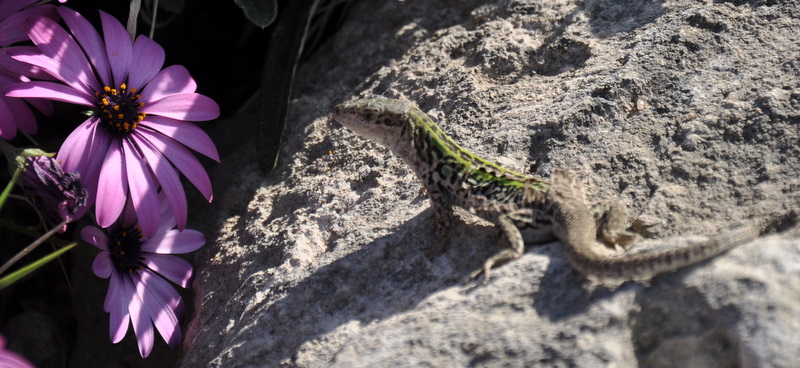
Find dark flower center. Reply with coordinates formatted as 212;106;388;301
95;83;146;134
109;224;146;272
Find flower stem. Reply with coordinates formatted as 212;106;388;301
127;0;141;40
0;241;76;290
0;166;22;213
0;218;69;276
150;0;159;39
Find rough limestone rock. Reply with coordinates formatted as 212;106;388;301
180;1;800;367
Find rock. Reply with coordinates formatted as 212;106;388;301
180;0;800;367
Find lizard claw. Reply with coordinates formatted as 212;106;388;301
463;264;492;285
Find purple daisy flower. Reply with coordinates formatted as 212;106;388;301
82;197;205;358
0;335;33;368
0;0;57;139
4;7;219;236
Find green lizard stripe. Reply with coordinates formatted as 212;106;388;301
409;104;549;197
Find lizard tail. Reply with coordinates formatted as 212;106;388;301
548;169;797;280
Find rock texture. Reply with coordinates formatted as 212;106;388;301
180;0;800;367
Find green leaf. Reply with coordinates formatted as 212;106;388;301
0;242;76;290
233;0;279;28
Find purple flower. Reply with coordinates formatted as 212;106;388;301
5;7;219;236
22;153;87;232
0;0;57;139
0;335;34;368
82;198;204;358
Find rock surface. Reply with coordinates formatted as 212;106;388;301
181;0;800;367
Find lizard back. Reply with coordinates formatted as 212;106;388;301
333;96;549;213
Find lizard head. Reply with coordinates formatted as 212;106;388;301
332;96;412;150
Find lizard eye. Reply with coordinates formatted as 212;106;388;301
363;112;375;121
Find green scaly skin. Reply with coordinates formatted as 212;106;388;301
333;96;774;282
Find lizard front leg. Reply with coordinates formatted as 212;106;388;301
464;214;525;284
424;184;455;256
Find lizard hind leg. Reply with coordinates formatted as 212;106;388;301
464;214;525;284
592;199;641;249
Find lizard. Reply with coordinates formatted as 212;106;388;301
332;95;787;282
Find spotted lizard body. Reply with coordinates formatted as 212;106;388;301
332;96;779;281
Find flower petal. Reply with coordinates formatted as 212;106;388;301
141;229;205;254
0;95;36;135
96;140;128;228
139;65;196;102
141;93;220;121
136;129;213;201
92;252;113;278
122;138;160;237
0;98;14;139
140;255;185;318
6;47;65;81
156;193;178;233
128;36;165;90
0;0;38;20
134;132;187;230
140;116;219;161
23;96;53;116
99;11;132;87
4;81;95;105
26;16;99;95
58;118;111;211
0;3;56;45
138;270;182;348
127;273;154;358
58;7;112;86
0;46;56;80
142;254;194;288
81;226;109;250
107;272;131;343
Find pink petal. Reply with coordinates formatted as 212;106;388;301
139;65;196;102
128;36;165;90
134;132;187;230
141;93;220;121
156;193;178;233
58;118;112;208
4;81;95;105
58;7;112;86
0;95;36;134
127;274;154;357
6;48;66;81
140;116;219;161
136;129;213;201
138;270;181;348
58;119;97;173
99;11;132;87
141;254;184;318
0;46;57;80
141;229;205;254
24;96;53;116
107;272;131;343
122;138;160;237
142;254;194;288
0;3;55;45
26;16;99;95
96;140;128;228
0;99;14;139
81;226;109;250
120;193;138;226
0;0;37;19
92;252;113;278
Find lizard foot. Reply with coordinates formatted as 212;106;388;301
463;248;521;284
